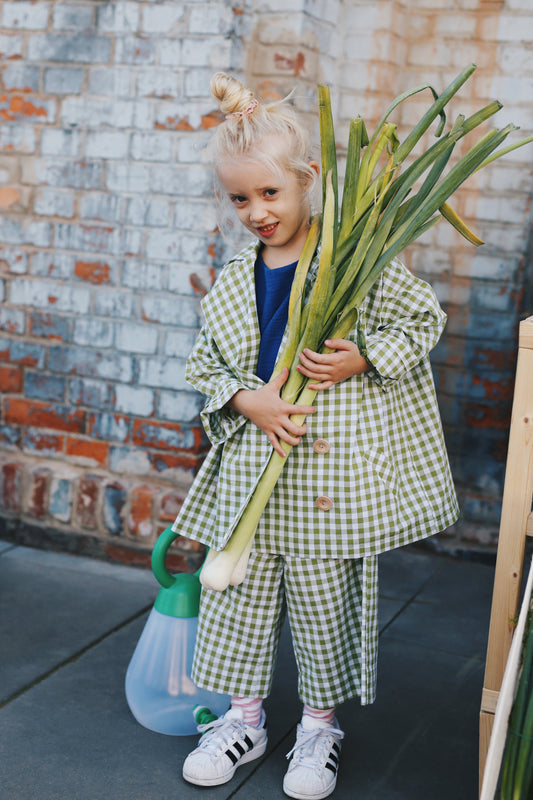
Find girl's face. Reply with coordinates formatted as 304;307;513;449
217;135;319;268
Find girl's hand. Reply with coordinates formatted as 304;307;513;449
229;367;316;457
297;338;370;390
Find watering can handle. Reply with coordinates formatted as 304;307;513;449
151;525;205;589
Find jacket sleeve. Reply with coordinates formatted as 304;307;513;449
359;259;446;390
185;323;259;445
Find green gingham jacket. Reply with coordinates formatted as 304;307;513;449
172;240;459;558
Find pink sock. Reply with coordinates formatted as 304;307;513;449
231;696;263;727
303;704;336;726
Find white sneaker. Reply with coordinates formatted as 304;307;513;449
283;715;344;800
182;706;268;787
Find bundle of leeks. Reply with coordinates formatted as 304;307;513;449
200;63;533;592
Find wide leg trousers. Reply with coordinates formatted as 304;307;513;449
192;552;379;708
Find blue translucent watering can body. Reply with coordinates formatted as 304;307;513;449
125;526;229;735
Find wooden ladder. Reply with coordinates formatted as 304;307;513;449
479;314;533;791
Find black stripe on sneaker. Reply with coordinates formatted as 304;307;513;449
233;742;246;757
325;760;338;774
243;735;253;750
329;752;339;767
225;748;239;765
332;742;340;756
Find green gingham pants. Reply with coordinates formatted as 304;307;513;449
192;551;379;708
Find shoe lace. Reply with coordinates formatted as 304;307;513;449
286;726;344;770
197;716;246;754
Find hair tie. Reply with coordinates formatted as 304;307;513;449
225;98;258;120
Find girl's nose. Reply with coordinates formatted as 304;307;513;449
249;201;267;224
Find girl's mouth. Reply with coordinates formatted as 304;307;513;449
257;222;279;238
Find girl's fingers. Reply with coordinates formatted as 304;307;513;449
307;380;333;391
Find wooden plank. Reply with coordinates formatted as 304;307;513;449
482;342;533;693
527;511;533;538
481;688;500;715
480;556;533;799
519;315;533;350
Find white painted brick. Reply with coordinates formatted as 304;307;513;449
115;384;155;416
158;39;182;67
34;188;75;218
89;68;132;98
168;263;215;295
44;67;84;95
121;260;167;290
141;4;185;33
163;328;199;357
150;164;211;196
0;247;28;274
2;64;40;92
94;288;134;319
145;231;181;261
136;69;180;99
189;5;233;35
53;4;93;31
181;37;232;68
106;163;150;194
434;13;477;38
61;97;134;128
0;32;23;58
30;251;71;280
97;2;140;33
41;129;82;157
180;234;208;264
74;318;114;347
0;126;36;154
86;131;130;160
10;278;90;313
137;356;189;390
114;35;156;65
184;68;214;98
125;197;171;227
0;218;51;247
176;131;211;163
28;33;111;64
141;295;199;327
2;1;50;30
116;322;158;353
174;199;217;232
130;132;172;162
158;390;203;423
80;193;122;223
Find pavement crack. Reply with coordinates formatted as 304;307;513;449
0;602;153;709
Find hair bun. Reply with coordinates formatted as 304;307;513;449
210;71;256;117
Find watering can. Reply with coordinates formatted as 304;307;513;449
125;526;229;735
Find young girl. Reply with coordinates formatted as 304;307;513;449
173;72;459;799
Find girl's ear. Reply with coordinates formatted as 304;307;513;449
308;160;320;180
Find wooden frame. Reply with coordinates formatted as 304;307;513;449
479;315;533;794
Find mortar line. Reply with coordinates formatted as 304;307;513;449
0;602;153;710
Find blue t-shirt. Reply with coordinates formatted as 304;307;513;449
254;252;297;382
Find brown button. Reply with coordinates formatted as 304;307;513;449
313;438;330;454
315;495;333;511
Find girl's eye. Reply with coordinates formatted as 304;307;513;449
265;189;277;197
230;195;247;205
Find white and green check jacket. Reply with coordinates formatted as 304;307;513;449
172;240;459;558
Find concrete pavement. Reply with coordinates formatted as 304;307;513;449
0;540;495;800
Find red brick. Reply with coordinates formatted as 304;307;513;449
27;467;50;518
129;484;159;538
4;398;85;433
0;364;22;392
159;492;183;521
74;260;111;284
24;430;64;454
76;475;101;529
1;461;23;512
66;436;109;466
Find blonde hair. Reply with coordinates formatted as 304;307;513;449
209;72;317;186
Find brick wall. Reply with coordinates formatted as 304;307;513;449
0;0;531;564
